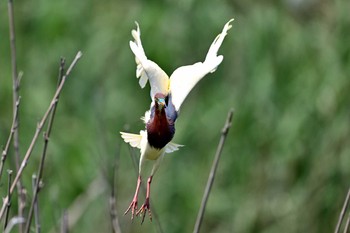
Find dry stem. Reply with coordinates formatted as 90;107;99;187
335;188;350;233
0;51;82;220
109;196;122;233
193;108;234;233
24;58;66;233
8;0;20;169
4;170;13;230
60;210;68;233
31;175;41;233
7;0;25;229
109;144;122;233
0;96;21;181
343;215;350;233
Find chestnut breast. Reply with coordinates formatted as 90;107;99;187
147;107;175;149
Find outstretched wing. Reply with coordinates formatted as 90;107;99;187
129;22;170;100
120;132;143;149
120;131;183;154
169;19;234;111
165;142;184;154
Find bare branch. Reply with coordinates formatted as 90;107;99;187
193;108;234;233
7;0;20;159
30;175;41;233
0;51;83;220
343;215;350;233
109;196;122;233
0;96;20;181
4;170;13;230
7;0;18;87
335;188;350;233
7;0;25;229
25;58;66;233
60;210;68;233
4;217;25;233
109;143;122;233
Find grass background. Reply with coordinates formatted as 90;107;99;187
1;0;350;232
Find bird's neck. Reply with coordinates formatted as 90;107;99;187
147;107;175;149
153;107;170;129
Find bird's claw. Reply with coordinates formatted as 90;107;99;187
124;199;138;220
136;198;152;224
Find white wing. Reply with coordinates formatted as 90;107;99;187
120;132;143;149
130;22;170;100
169;19;234;111
121;130;183;154
141;110;151;124
165;142;184;153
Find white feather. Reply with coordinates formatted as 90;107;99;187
120;132;142;149
129;22;170;99
124;19;233;177
165;142;184;153
120;131;183;156
169;18;234;111
141;110;151;124
129;19;233;107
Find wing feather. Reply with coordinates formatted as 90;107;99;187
129;22;170;99
121;131;183;154
165;142;184;153
120;132;143;149
169;19;234;111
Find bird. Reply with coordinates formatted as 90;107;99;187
121;18;234;223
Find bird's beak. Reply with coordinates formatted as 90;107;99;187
157;98;166;109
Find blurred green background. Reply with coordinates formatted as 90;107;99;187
1;0;350;232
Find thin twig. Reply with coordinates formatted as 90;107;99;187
193;109;234;233
25;58;66;233
343;215;350;233
31;175;41;233
4;170;13;230
109;195;122;233
4;217;25;233
110;143;122;233
0;51;83;220
7;0;18;100
7;0;25;230
95;104;122;233
335;188;350;233
60;210;68;233
127;147;163;233
0;96;20;181
8;0;20;167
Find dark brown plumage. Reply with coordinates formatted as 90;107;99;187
147;93;176;149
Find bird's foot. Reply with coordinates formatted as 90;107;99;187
125;176;142;220
124;198;138;220
136;198;152;224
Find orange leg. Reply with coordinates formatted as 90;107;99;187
136;176;153;223
124;175;141;219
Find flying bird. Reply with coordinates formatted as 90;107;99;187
121;18;234;223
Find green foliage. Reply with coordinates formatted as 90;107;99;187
1;0;350;232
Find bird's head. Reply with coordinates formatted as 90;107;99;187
154;93;166;111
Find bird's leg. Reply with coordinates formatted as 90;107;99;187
136;175;153;223
124;175;142;219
